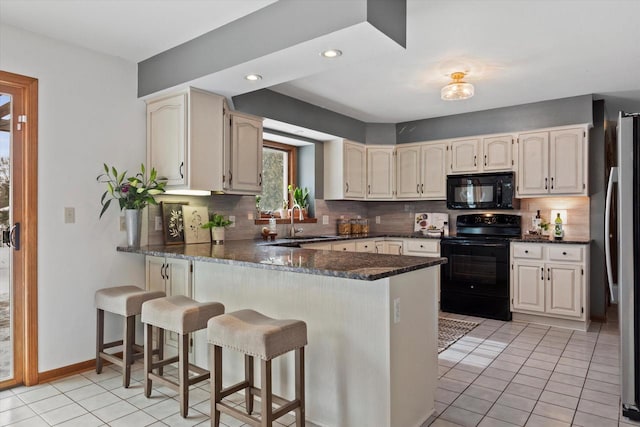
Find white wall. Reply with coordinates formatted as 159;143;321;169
0;25;146;372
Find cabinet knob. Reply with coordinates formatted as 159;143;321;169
525;250;529;253
420;245;424;248
562;251;567;255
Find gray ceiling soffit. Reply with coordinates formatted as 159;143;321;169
233;89;367;143
396;94;594;144
263;127;321;144
138;0;406;97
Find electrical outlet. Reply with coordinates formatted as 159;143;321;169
322;215;329;225
229;216;236;227
376;216;381;224
248;213;254;220
393;298;400;323
119;216;126;231
64;207;75;224
154;216;163;231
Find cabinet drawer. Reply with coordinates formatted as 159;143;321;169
512;243;543;260
355;240;376;253
404;239;439;255
547;245;582;262
332;242;357;252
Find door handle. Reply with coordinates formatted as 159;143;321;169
544;177;548;190
541;267;544;280
551;177;554;189
258;173;262;186
368;184;371;195
179;162;184;179
547;268;551;281
484;155;487;167
421;183;424;193
474;155;477;167
417;184;420;194
345;182;349;193
9;223;19;251
229;170;233;185
605;167;618;302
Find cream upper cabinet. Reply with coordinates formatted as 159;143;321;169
366;146;395;200
395;144;421;199
421;142;448;199
450;138;480;173
147;93;187;187
147;87;263;195
228;111;263;194
517;126;587;197
549;128;585;195
482;135;514;171
510;243;588;328
324;139;366;200
395;142;447;200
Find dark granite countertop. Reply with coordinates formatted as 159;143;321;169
261;232;443;247
118;240;447;281
511;237;591;245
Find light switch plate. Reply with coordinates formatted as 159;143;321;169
64;207;75;224
376;216;381;224
248;213;254;220
119;216;126;231
322;215;329;225
229;216;236;227
154;216;163;231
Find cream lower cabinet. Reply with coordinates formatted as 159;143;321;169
376;240;403;255
145;256;194;361
402;239;441;303
510;243;589;330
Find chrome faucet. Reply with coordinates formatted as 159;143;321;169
290;203;304;237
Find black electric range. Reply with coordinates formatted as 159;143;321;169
440;213;521;321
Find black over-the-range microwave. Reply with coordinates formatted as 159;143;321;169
446;172;517;209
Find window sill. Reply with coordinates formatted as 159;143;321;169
254;218;317;225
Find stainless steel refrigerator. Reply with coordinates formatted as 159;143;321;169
605;112;640;421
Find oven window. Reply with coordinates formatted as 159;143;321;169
448;254;497;285
453;184;494;204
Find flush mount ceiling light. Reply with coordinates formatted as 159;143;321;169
320;49;342;58
441;71;475;101
244;73;262;81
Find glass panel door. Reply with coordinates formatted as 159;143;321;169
0;93;11;381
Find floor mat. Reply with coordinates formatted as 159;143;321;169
438;317;479;353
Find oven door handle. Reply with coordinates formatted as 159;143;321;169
441;241;508;248
496;181;503;207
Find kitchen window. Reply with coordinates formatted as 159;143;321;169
261;140;297;213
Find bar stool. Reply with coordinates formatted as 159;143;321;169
94;285;165;387
141;295;225;417
207;309;307;427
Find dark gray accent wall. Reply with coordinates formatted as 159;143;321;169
234;89;367;142
297;145;317;215
365;123;397;144
367;0;407;48
396;95;594;143
589;99;606;320
138;0;405;97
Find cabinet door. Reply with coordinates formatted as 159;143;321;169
517;132;549;196
165;259;194;360
422;142;448;199
147;93;187;187
344;142;366;198
512;261;545;313
549;128;585;195
483;135;513;171
367;147;395;199
545;264;582;318
229;113;263;193
375;241;385;254
450;138;480;173
395;145;421;199
385;241;403;255
145;256;167;293
331;241;357;252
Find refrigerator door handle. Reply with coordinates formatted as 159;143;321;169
605;166;619;303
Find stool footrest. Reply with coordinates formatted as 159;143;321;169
188;371;210;386
99;352;124;367
272;398;301;420
217;402;259;427
151;355;179;369
249;386;290;407
103;339;124;350
220;380;250;399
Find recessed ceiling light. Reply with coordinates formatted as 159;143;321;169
244;74;262;81
320;49;342;58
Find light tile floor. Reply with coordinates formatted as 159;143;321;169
0;311;638;427
433;310;640;427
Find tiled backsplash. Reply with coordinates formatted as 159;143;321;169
147;195;590;244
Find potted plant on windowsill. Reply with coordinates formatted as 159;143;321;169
288;185;310;218
97;163;166;248
202;213;233;244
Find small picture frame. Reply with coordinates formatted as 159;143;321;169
161;202;188;245
181;206;210;244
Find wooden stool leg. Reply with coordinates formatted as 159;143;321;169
123;315;135;388
157;328;164;376
211;345;222;427
245;354;254;414
96;309;104;374
144;323;153;398
295;347;305;427
261;359;273;427
179;333;189;418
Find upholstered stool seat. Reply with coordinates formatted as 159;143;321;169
94;285;165;388
207;309;307;427
141;295;224;418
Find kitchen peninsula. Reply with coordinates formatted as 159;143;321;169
118;241;446;427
